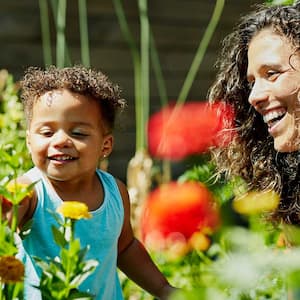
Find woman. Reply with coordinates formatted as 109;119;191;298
209;2;300;224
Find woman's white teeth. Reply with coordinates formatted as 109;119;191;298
263;109;286;125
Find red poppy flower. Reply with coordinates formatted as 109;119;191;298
141;181;220;247
147;101;235;160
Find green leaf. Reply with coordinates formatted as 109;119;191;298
51;226;67;248
68;289;95;300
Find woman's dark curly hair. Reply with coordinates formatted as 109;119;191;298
21;65;126;131
208;1;300;224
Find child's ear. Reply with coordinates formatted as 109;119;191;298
101;134;114;159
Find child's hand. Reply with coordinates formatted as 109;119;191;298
0;195;13;213
158;285;178;300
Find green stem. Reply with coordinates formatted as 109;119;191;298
78;0;90;67
138;0;150;150
150;31;168;107
176;0;225;105
50;0;72;66
70;219;75;244
3;283;9;300
56;0;67;67
39;0;53;66
113;0;143;151
162;160;171;183
11;282;22;299
10;205;18;239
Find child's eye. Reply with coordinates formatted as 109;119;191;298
39;129;53;137
71;130;89;137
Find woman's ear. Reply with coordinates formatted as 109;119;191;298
101;134;114;159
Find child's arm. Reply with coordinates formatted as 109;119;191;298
116;179;176;300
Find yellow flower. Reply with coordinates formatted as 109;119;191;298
188;232;211;252
233;190;280;215
57;201;92;220
0;256;25;283
6;181;34;197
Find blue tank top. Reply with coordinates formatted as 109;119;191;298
19;167;124;299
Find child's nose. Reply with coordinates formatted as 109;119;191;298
52;130;72;147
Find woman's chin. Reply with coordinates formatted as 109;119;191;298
274;138;300;153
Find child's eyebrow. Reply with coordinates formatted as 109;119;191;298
32;121;94;128
71;122;94;127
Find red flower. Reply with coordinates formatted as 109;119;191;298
0;195;12;213
141;181;220;247
147;101;235;160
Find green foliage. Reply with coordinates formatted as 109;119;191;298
122;158;300;299
178;161;235;205
265;0;295;5
34;215;98;300
0;220;18;257
123;224;300;300
0;69;32;179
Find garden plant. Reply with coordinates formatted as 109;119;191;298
1;0;300;299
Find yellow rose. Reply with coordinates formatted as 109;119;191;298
57;201;92;220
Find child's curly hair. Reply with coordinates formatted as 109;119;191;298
21;65;126;131
208;2;300;224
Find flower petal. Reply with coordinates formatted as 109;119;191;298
57;201;92;220
147;101;235;160
141;181;220;249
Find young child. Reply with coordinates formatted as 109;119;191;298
10;65;175;299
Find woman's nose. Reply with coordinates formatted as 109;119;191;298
248;80;269;109
52;130;72;147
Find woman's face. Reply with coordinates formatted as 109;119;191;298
247;28;300;152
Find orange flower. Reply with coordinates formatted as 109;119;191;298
141;181;220;248
57;201;91;220
0;256;25;283
147;101;235;160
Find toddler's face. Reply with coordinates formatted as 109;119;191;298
26;89;113;182
247;28;300;152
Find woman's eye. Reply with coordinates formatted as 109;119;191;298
247;80;254;90
266;70;280;80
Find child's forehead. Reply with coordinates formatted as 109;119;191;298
31;89;102;119
39;90;63;107
36;89;97;106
